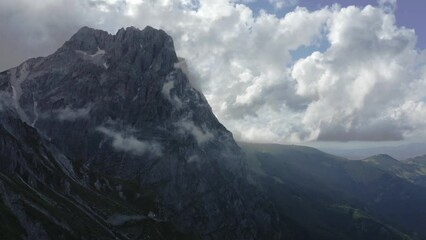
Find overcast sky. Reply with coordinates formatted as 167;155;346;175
1;0;426;148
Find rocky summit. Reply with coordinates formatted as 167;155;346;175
2;25;426;240
0;26;279;239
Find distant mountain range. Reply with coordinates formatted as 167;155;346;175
239;142;426;240
320;142;426;160
0;26;425;240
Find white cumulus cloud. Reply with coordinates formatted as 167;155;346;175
1;0;426;145
291;5;423;142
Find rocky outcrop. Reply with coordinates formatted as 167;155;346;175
0;26;279;239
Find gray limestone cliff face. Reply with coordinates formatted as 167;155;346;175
0;103;194;240
0;26;280;239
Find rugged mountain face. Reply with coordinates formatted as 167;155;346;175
7;25;425;240
0;26;279;239
0;101;194;239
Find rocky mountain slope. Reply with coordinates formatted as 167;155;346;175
1;25;424;240
0;26;279;239
0;102;194;239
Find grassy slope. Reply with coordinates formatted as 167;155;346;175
239;142;417;240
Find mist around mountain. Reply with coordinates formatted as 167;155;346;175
1;26;426;240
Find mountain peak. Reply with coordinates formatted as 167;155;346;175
59;25;176;61
61;26;110;53
364;154;401;166
0;26;278;239
53;25;178;75
369;154;397;161
76;25;104;34
116;25;155;34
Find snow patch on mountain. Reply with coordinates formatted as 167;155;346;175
10;63;30;123
76;47;106;67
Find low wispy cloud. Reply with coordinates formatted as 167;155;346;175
174;58;202;91
269;0;298;10
162;80;183;108
56;106;91;121
378;0;397;13
176;119;214;145
187;154;201;163
97;126;162;156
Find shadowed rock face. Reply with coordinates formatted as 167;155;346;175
0;102;196;240
0;26;279;239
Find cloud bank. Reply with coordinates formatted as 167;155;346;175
1;0;426;144
97;127;163;156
